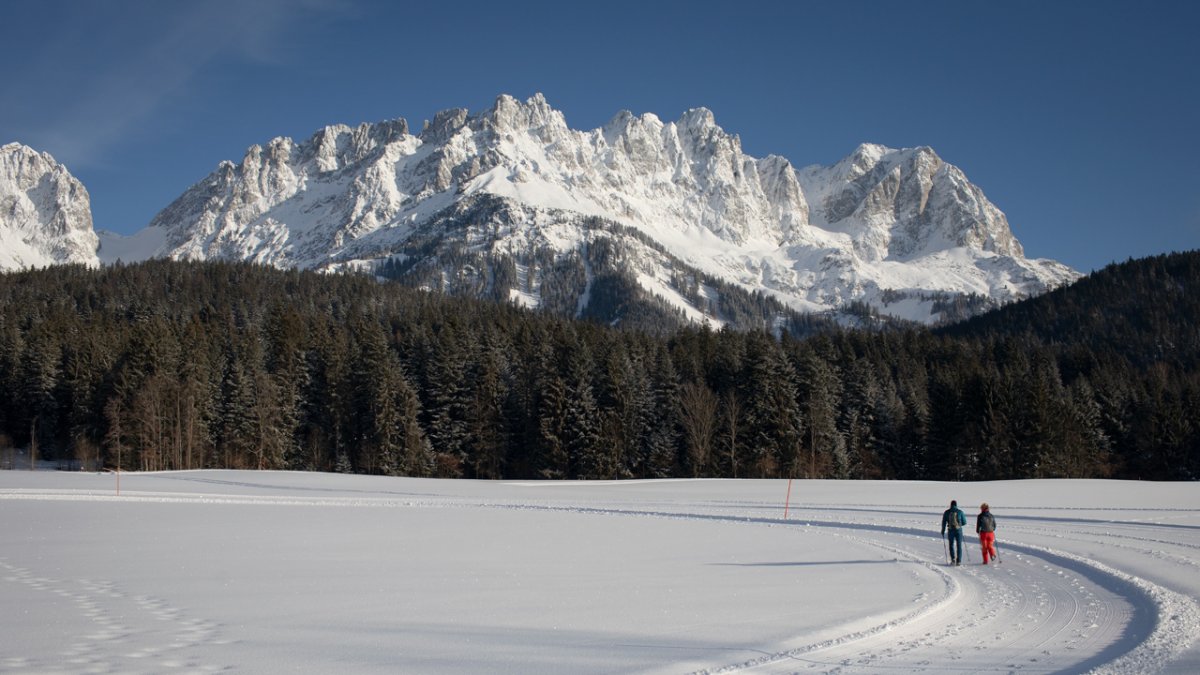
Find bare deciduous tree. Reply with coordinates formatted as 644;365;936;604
721;392;743;478
679;381;718;477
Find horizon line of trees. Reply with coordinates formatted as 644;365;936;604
0;257;1196;480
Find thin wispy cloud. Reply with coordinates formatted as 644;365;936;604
1;0;350;168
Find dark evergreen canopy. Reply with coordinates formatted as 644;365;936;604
1;253;1196;480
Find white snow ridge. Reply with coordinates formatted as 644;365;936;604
2;471;1198;673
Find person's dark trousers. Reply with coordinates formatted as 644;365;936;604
947;530;963;563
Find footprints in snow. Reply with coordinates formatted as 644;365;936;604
0;560;231;673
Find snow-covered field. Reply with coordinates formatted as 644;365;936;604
1;471;1197;674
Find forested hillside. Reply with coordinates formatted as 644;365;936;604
0;255;1196;480
941;252;1200;369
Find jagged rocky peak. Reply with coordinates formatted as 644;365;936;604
601;110;667;172
0;142;99;270
599;104;740;167
756;155;808;226
603;108;636;131
798;141;1026;260
484;93;568;137
674;107;743;165
420;107;469;143
307;118;411;171
602;108;665;137
85;93;1078;324
679;106;717;128
675;107;738;152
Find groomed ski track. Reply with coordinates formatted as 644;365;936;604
2;472;1198;674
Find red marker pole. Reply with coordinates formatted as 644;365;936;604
784;478;793;519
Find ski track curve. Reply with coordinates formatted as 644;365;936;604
486;502;1200;674
3;483;1197;674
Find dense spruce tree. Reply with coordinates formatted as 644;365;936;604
264;305;309;469
466;334;510;479
839;359;882;479
598;337;654;479
642;343;682;478
61;329;111;465
1014;352;1068;478
705;327;747;477
175;319;217;471
502;322;543;478
870;375;909;478
19;319;62;458
421;323;470;476
216;334;260;469
0;321;22;443
795;349;838;478
351;317;407;474
0;255;1196;480
926;367;970;481
563;334;608;479
739;332;805;477
301;320;349;471
535;345;571;480
1060;379;1112;478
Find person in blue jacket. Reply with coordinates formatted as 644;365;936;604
941;499;967;565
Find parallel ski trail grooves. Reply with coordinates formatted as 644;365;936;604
486;501;1195;674
3;476;1197;674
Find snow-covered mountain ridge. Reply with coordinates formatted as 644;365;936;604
5;94;1080;324
0;143;99;270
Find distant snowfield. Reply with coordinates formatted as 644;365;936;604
2;472;1198;674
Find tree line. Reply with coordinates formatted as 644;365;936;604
0;254;1196;480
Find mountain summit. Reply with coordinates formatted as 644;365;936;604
14;95;1079;324
0;143;99;269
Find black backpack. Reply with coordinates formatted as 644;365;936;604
979;512;996;532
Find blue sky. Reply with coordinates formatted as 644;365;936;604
3;0;1197;273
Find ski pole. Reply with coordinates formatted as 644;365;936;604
944;535;950;564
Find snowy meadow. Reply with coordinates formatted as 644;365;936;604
2;471;1198;674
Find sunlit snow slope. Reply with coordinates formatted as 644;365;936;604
98;95;1079;323
2;471;1197;674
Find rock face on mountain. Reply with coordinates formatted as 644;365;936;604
0;143;99;270
98;94;1076;325
9;95;1077;325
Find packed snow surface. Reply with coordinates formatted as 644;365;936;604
2;471;1198;674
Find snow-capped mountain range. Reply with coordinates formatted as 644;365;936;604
3;94;1079;325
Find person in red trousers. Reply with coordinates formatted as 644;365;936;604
977;503;999;564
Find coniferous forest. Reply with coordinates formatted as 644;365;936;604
1;252;1197;480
